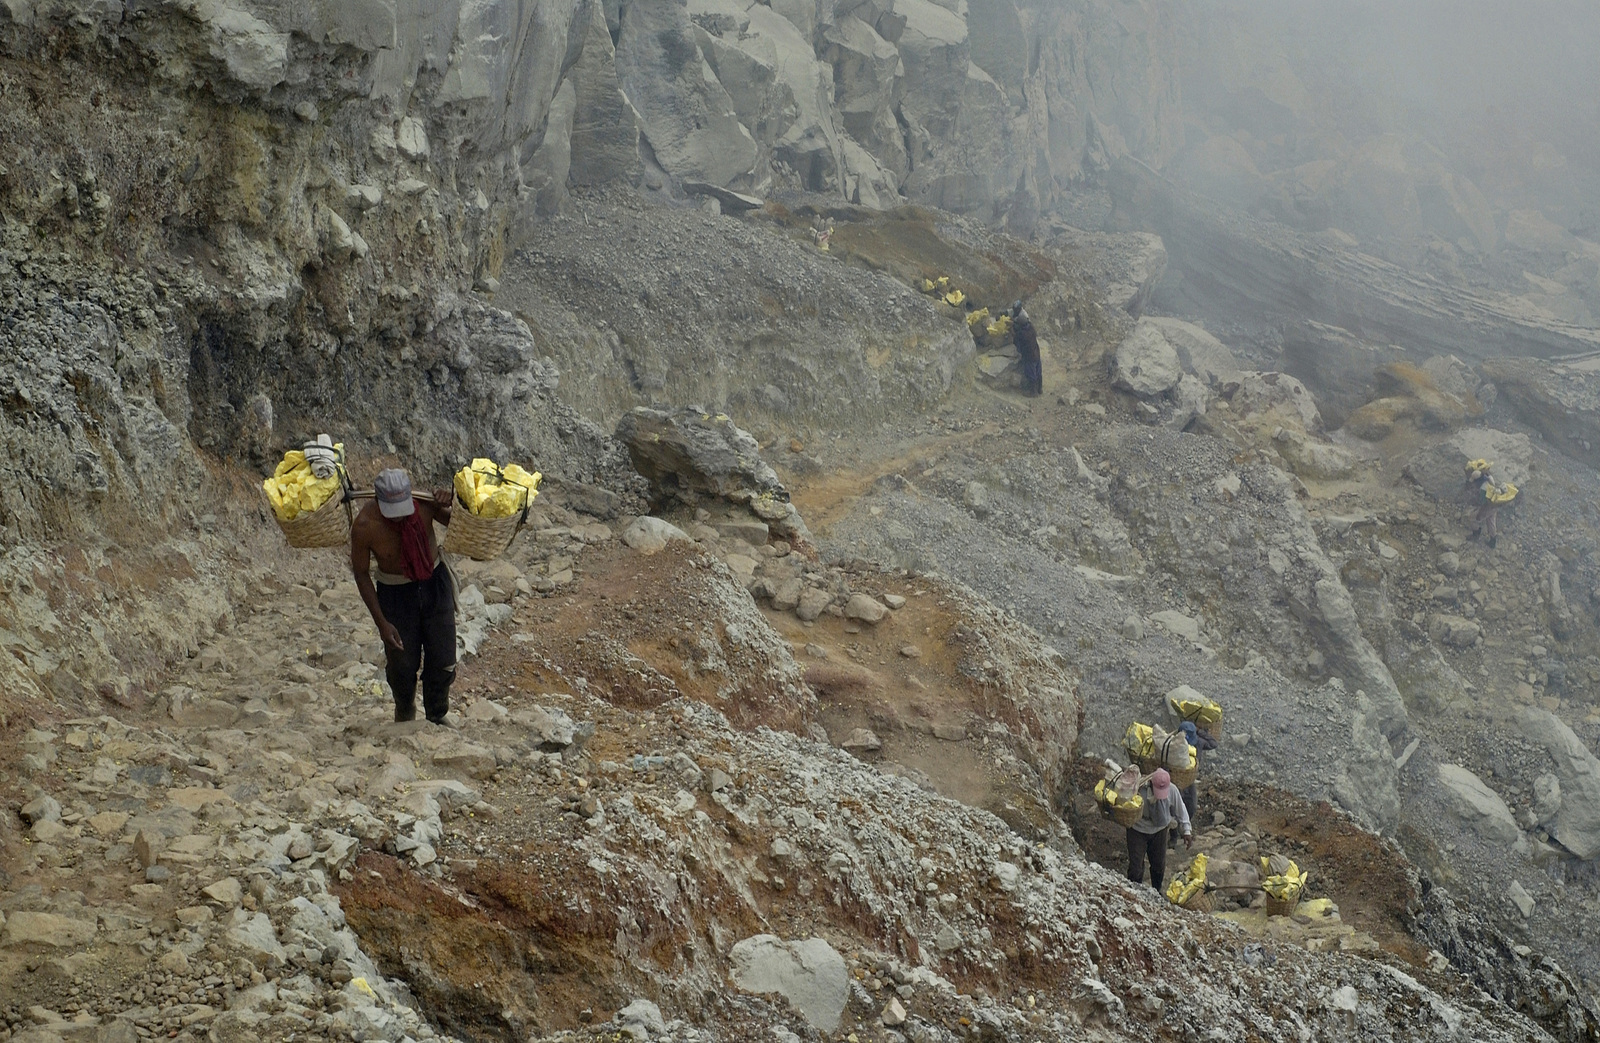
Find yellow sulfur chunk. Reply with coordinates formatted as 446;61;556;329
274;451;307;479
986;314;1012;339
1166;853;1209;905
453;459;543;516
263;446;342;522
942;289;966;307
1169;693;1224;724
966;307;990;328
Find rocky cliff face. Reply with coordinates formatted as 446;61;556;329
0;1;651;713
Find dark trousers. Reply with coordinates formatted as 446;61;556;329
1018;345;1042;396
376;568;456;722
1127;827;1169;890
1181;782;1198;823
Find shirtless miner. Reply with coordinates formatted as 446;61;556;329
352;468;457;723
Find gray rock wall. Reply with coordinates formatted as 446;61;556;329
0;0;1179;228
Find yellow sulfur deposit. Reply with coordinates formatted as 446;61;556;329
966;307;990;328
1465;458;1492;475
942;289;966;307
986;314;1012;340
263;448;344;522
1166;853;1209;906
454;458;542;518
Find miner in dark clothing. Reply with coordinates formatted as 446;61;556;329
352;468;457;723
1012;301;1042;397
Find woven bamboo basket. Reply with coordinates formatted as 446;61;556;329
1264;889;1301;917
267;487;353;548
443;494;530;561
1198;717;1223;743
1181;891;1215;913
1108;801;1142;828
1166;761;1198;789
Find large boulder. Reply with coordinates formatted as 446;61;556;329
694;0;843;191
824;16;907;184
1228;371;1321;431
730;935;848;1031
567;0;641;187
615;407;787;507
1279;322;1408;428
1435;764;1520;846
1480;356;1600;473
616;0;760;187
1517;709;1600;859
1112;320;1182;396
1142;317;1242;387
1402;428;1532;504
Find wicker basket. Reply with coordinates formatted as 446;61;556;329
442;497;529;561
1167;761;1198;789
1108;802;1142;828
1181;891;1215;914
1198;718;1223;743
1264;890;1301;917
266;486;353;549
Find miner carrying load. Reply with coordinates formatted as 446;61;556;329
352;468;458;724
1464;458;1517;549
1126;768;1192;892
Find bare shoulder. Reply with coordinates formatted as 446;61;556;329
351;502;380;541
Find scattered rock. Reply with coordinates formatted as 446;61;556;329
729;935;848;1032
616;998;666;1040
622;516;691;554
226;912;287;967
796;587;833;622
1151;610;1200;643
1436;764;1521;845
1508;881;1535;918
1112;321;1182;396
840;728;882;753
843;594;888;624
203;878;243;908
19;795;61;825
615;407;788;508
1517;709;1600;859
1;912;95;949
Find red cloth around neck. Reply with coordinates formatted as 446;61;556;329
385;511;435;582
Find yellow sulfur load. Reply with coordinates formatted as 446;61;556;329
942;289;966;307
1166;853;1209;906
1123;722;1155;761
1486;480;1518;505
966;307;991;329
986;314;1012;340
1094;779;1144;815
921;278;937;294
263;448;344;522
1260;856;1308;901
1169;692;1223;725
1465;458;1493;475
453;458;542;518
